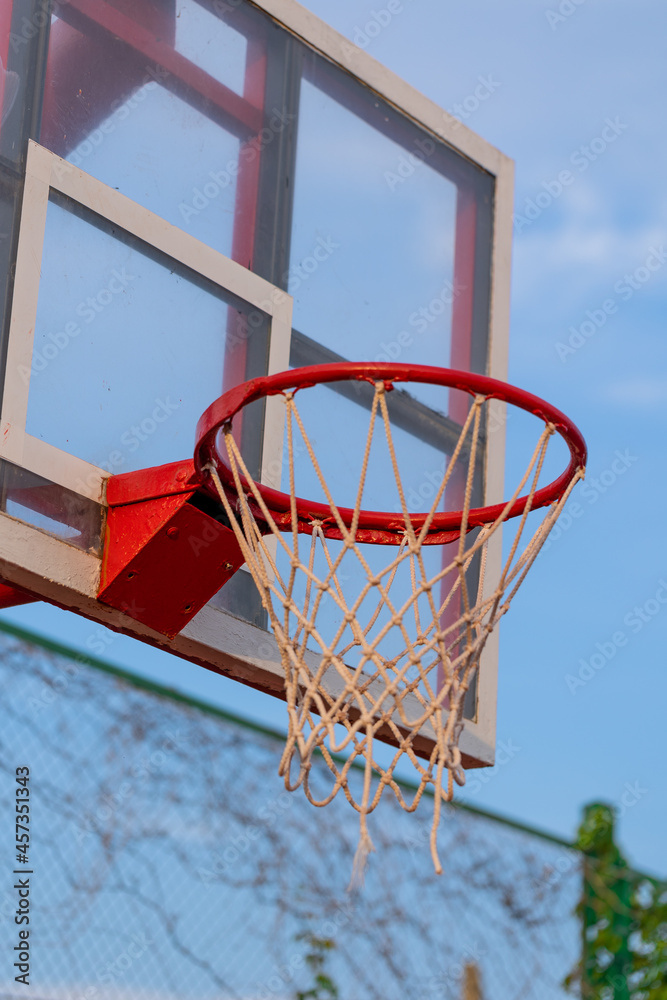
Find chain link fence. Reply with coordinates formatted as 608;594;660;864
0;625;586;999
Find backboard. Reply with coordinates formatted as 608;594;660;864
0;0;513;769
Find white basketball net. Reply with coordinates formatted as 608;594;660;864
205;381;583;876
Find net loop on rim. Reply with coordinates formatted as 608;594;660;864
196;364;586;877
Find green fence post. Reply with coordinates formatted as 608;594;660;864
578;802;633;1000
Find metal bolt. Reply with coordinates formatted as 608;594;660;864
167;527;180;539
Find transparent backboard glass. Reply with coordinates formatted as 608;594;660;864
40;10;252;259
290;77;459;415
174;0;248;93
0;460;102;552
26;193;270;477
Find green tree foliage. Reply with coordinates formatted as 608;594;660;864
565;803;667;1000
295;933;339;1000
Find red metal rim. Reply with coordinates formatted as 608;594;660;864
195;363;587;544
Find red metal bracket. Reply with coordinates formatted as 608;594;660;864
0;583;39;610
99;460;246;638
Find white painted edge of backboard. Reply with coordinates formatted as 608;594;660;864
473;156;514;754
250;0;512;179
0;141;294;503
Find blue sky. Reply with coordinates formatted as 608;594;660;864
5;0;667;877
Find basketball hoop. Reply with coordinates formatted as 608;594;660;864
195;363;586;876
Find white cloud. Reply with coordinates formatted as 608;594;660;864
600;377;667;408
512;209;667;308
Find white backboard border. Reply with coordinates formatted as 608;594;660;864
0;140;293;503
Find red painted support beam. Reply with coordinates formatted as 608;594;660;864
44;0;261;157
0;583;39;609
0;0;18;147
